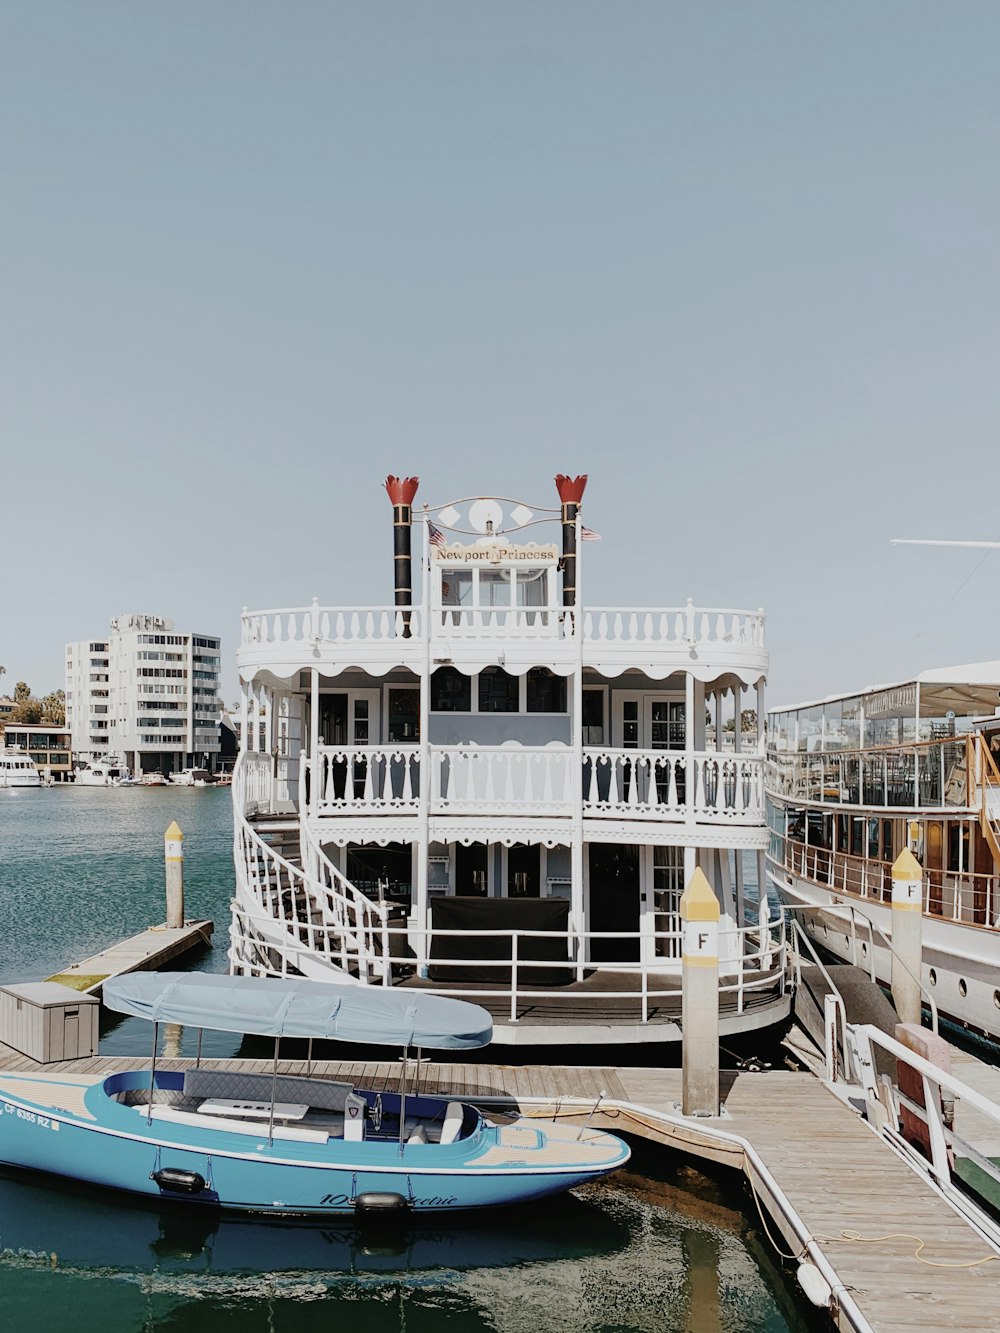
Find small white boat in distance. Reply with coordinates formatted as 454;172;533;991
0;748;41;788
171;768;216;787
139;773;170;787
75;758;130;786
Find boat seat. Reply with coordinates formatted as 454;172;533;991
407;1124;429;1145
440;1101;465;1145
183;1069;353;1113
133;1102;329;1144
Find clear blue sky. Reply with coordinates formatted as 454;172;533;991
3;2;999;708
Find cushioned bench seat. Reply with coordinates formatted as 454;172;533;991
133;1102;329;1144
183;1068;354;1112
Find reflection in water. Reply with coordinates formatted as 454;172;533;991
0;1156;822;1333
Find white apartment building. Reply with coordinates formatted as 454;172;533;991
66;614;222;775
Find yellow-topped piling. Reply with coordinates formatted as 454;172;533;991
165;821;185;928
891;847;924;1024
681;867;720;1117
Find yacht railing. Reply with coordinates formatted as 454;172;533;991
306;743;765;823
768;736;974;811
229;913;788;1025
775;833;1000;928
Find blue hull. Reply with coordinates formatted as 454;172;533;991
0;1070;629;1215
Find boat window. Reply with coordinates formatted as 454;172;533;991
479;667;518;713
441;570;473;607
515;568;547;607
430;667;471;713
526;667;566;714
479;570;511;608
387;688;419;742
582;689;605;744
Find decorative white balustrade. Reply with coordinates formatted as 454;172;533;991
306;744;764;824
242;751;274;813
241;603;422;648
582;604;765;647
312;745;421;813
432;746;575;814
240;598;765;651
582;750;763;822
435;607;569;638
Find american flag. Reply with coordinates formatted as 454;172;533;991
427;521;446;548
581;526;601;541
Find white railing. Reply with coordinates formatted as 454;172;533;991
231;913;788;1025
435;607;569;638
583;603;765;647
240;599;765;651
312;744;421;814
432;746;575;814
241;751;274;814
306;744;765;824
835;1020;1000;1244
241;602;422;647
583;749;764;823
299;816;391;983
231;753;386;982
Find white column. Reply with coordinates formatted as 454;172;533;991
415;511;432;972
571;508;585;961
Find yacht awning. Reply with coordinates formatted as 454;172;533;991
103;972;493;1049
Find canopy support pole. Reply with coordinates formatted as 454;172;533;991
267;1037;280;1146
398;1045;408;1158
146;1022;159;1126
307;1037;313;1074
195;1028;203;1069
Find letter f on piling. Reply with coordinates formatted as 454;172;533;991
681;868;721;1118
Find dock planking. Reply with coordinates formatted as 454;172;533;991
0;1037;997;1331
43;919;214;994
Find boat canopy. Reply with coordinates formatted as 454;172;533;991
103;973;493;1050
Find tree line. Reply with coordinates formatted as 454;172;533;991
0;667;66;727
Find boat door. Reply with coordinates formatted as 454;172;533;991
317;690;380;799
587;843;640;962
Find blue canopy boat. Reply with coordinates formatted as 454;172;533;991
0;974;629;1215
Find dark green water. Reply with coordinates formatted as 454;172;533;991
0;788;824;1332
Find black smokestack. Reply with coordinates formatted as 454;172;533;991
384;475;419;634
555;473;588;607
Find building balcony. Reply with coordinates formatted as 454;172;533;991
297;743;764;828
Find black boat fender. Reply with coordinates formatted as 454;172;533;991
152;1167;208;1195
354;1191;409;1214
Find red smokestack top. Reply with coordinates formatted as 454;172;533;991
555;474;587;504
385;475;419;506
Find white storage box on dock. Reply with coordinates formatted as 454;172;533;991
0;982;99;1062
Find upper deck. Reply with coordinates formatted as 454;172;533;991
238;598;767;685
767;661;1000;813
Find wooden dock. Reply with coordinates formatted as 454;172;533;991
43;919;214;993
0;1037;997;1332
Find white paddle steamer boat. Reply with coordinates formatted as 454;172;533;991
229;475;791;1046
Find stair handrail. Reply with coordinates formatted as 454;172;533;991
232;751;361;977
299;814;391;984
